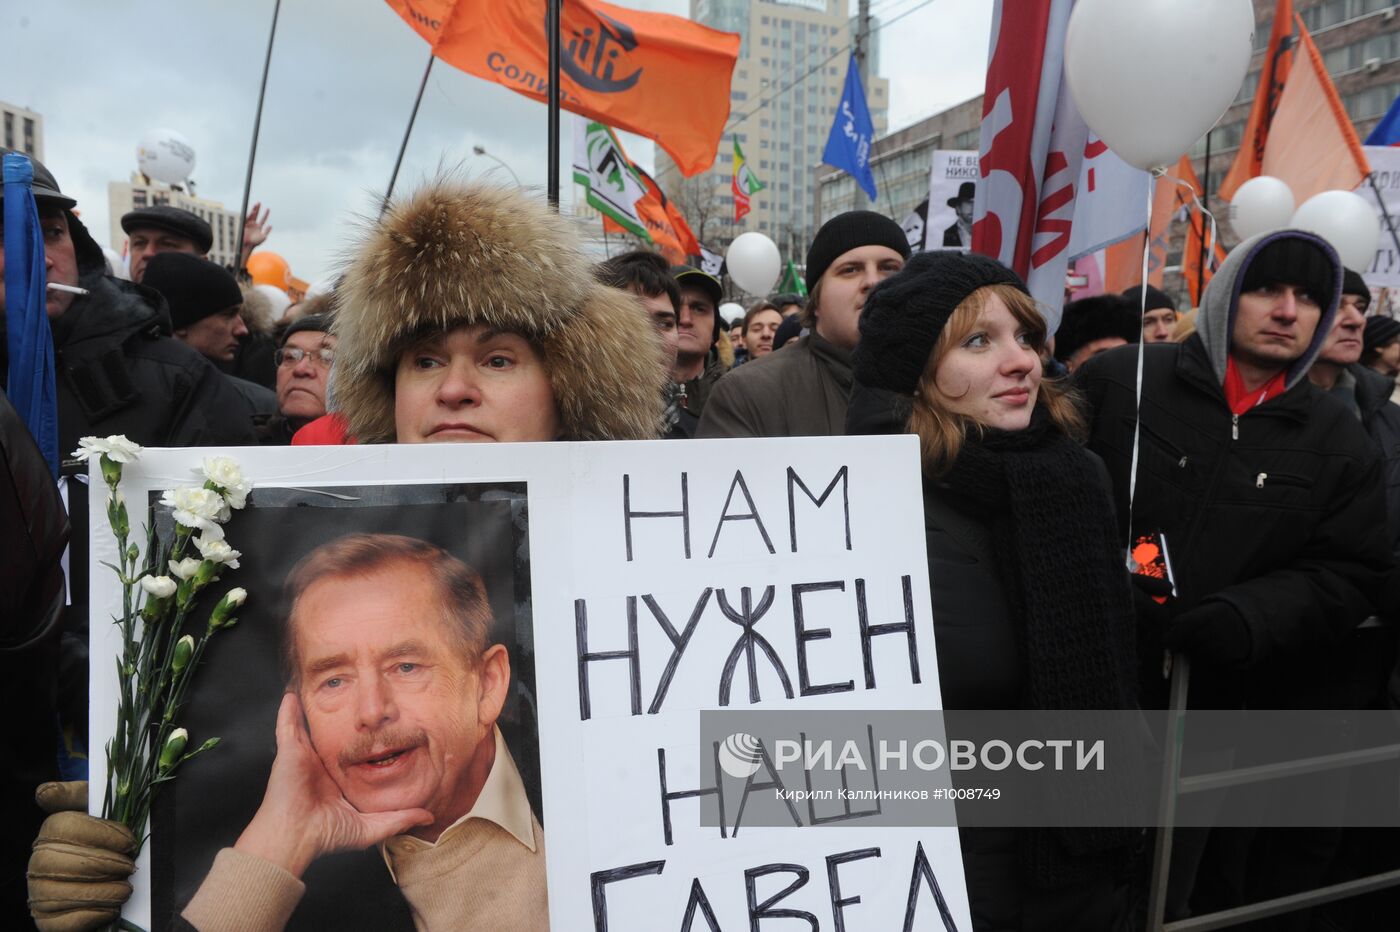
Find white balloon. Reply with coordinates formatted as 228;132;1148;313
254;283;292;321
137;128;196;185
718;302;746;326
1289;190;1382;272
1065;0;1254;171
725;232;782;295
1231;176;1296;240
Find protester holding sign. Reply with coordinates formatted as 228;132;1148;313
848;250;1140;929
330;179;670;445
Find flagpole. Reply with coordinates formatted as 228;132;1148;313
235;0;282;269
384;53;435;214
1196;129;1212;302
546;0;563;207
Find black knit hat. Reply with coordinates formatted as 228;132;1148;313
1240;237;1336;312
1122;284;1175;313
805;210;911;292
1342;268;1371;312
143;251;242;329
773;313;803;351
853;250;1029;395
121;205;213;254
1364;315;1400;354
1054;294;1141;363
280;312;333;346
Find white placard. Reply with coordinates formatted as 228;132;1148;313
928;150;980;251
90;439;968;930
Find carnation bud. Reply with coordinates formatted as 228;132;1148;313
171;635;195;675
158;728;189;774
207;588;248;633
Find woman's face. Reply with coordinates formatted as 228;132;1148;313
933;291;1042;431
394;324;560;443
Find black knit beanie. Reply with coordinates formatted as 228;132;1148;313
1240;237;1337;311
1122;284;1175;313
1054;295;1141;363
805;210;911;292
143;252;243;329
1342;268;1371;311
1364;315;1400;354
853;250;1029;395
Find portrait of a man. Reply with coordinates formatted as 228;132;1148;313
942;181;975;249
176;532;547;931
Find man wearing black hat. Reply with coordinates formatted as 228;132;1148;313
142;252;275;421
1123;284;1179;343
1362;314;1400;380
669;264;727;416
1076;232;1392;919
942;181;975;248
122;202;272;283
697;210;909;438
1054;294;1141;373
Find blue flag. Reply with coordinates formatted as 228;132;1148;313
3;153;60;478
823;55;877;201
1365;93;1400;147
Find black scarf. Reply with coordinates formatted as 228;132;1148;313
939;406;1140;885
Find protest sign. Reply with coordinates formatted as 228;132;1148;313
1358;145;1400;289
90;439;969;931
927;150;980;251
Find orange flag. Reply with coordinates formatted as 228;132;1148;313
385;0;740;176
602;167;700;265
1219;0;1295;200
1259;16;1371;203
1102;158;1185;294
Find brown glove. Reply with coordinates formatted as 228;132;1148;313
28;781;137;932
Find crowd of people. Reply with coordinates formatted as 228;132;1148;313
4;144;1400;931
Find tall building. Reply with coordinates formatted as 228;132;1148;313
107;174;244;270
1;100;44;161
655;0;889;261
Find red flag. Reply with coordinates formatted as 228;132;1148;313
1218;0;1295;200
1259;16;1371;203
385;0;740;176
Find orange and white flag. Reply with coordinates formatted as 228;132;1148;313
1260;16;1371;203
1219;0;1296;200
385;0;741;176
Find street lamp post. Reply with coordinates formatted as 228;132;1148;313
472;145;522;186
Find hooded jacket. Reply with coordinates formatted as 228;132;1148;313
1076;230;1392;708
332;180;667;443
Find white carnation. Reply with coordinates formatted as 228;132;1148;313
199;456;251;509
72;435;144;463
194;534;241;569
160;486;230;533
168;557;203;581
139;575;177;599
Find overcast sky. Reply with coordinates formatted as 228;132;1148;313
2;0;990;285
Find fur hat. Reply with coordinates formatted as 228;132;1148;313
333;179;668;443
854;250;1029;396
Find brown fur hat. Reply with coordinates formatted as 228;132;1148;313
333;179;668;442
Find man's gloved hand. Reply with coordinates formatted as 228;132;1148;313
28;781;136;932
1163;599;1254;669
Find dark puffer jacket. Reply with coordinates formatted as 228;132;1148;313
1076;231;1393;710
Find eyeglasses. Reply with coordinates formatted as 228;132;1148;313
275;346;335;367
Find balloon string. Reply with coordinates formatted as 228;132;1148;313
1126;166;1166;570
1162;173;1220;277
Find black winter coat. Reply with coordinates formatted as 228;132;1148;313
51;272;259;461
1076;336;1393;708
0;391;68;929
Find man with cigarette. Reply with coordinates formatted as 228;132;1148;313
0;149;256;455
179;534;547;930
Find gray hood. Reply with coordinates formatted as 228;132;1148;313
1196;228;1341;391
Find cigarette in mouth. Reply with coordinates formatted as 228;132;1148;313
46;283;89;295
